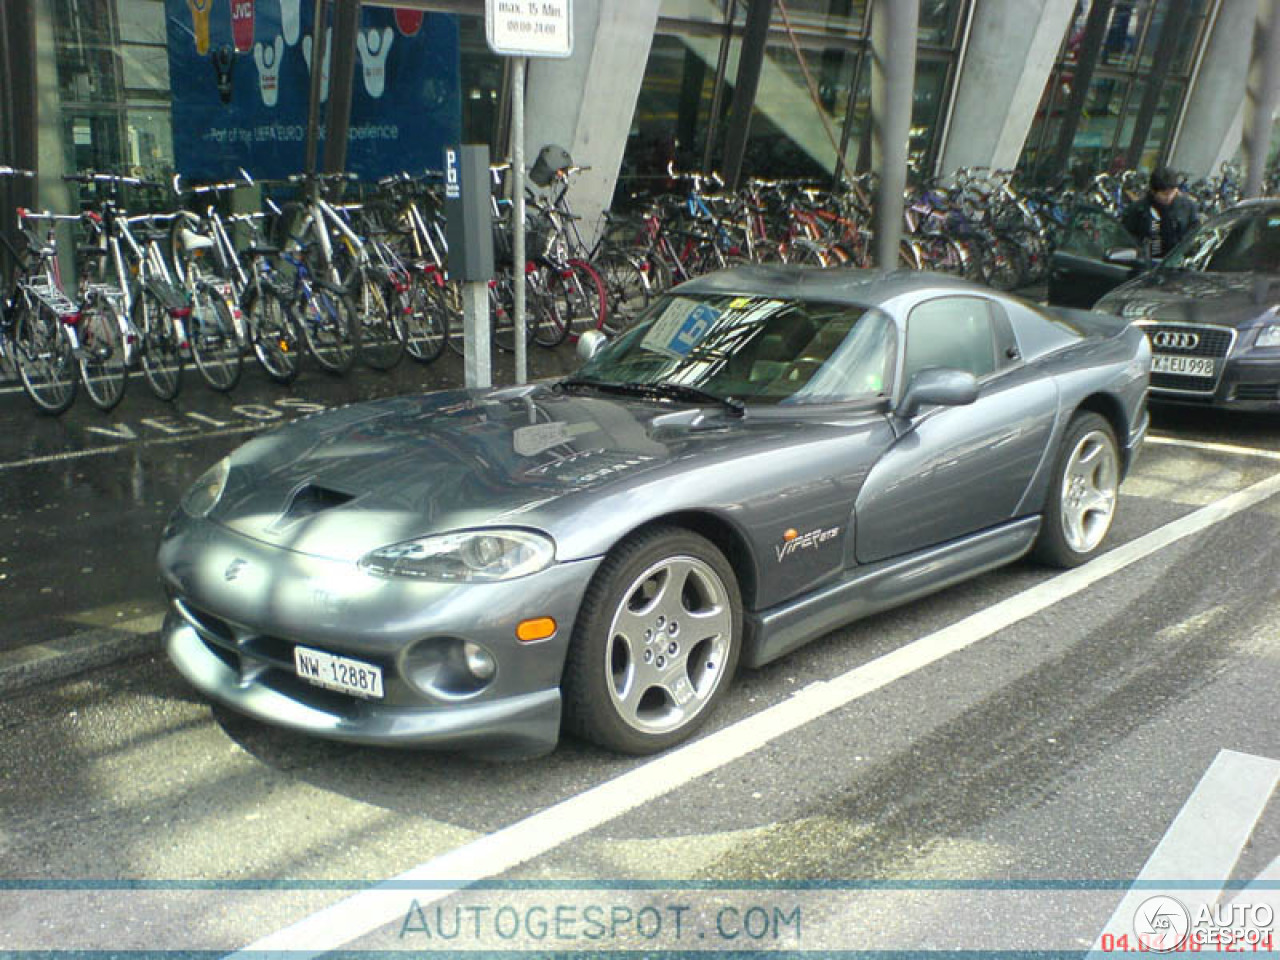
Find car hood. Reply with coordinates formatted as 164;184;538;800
1096;269;1278;328
206;385;884;562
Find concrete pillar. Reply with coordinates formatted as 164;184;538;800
938;0;1075;176
1243;0;1280;196
1168;0;1257;179
869;0;918;269
523;0;662;247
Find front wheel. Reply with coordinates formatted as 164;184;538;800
1033;412;1120;568
13;303;78;414
561;526;741;754
299;283;359;374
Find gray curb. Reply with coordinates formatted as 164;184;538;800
0;624;164;694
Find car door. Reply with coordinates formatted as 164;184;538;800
1047;206;1146;308
854;295;1058;565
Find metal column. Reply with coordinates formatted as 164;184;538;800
0;0;37;283
1243;0;1280;197
720;0;775;190
322;0;362;174
303;0;330;176
869;0;918;270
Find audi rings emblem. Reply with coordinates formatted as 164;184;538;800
1151;330;1200;350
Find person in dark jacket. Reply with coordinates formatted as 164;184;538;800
1121;167;1200;260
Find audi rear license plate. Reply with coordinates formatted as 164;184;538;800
294;645;384;699
1152;354;1216;377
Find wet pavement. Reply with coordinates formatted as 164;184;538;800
0;340;580;658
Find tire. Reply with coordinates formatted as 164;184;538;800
13;303;77;414
189;284;243;392
526;260;571;348
561;526;742;754
76;295;128;411
400;272;448;363
596;249;653;335
1033;412;1120;568
134;291;183;401
354;269;406;371
243;284;301;384
299;283;359;374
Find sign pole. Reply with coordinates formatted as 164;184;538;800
485;0;573;386
512;55;527;385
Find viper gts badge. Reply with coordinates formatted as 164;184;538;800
776;526;839;562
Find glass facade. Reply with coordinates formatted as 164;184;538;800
624;0;969;190
1021;0;1214;182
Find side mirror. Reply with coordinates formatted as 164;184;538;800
577;329;608;362
896;367;979;419
1104;246;1141;266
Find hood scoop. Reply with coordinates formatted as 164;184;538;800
269;483;356;532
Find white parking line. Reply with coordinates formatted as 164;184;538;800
0;424;267;473
1090;750;1280;955
227;464;1280;958
1148;435;1280;462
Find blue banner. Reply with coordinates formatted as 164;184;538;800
165;0;460;180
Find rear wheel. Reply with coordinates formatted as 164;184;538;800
354;269;406;371
300;284;359;374
13;303;77;414
561;526;741;754
1033;412;1120;568
77;295;128;411
400;272;448;363
189;284;243;392
135;290;183;401
244;283;301;384
597;249;654;334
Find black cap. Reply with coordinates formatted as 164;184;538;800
1150;167;1179;192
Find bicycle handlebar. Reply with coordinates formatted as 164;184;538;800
0;166;35;178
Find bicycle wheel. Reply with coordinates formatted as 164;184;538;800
445;280;466;357
526;260;571;348
244;283;301;384
190;284;243;392
562;258;606;342
353;270;406;371
300;283;359;374
490;269;522;354
13;302;77;414
596;249;653;335
77;295;128;411
135;289;184;401
401;272;448;363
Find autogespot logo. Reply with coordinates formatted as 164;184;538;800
1151;330;1200;351
1135;895;1191;952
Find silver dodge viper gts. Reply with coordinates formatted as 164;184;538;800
158;268;1150;756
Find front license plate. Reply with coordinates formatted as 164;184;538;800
294;645;384;700
1151;354;1216;377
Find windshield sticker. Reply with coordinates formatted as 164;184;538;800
643;299;722;359
729;297;752;308
513;421;572;457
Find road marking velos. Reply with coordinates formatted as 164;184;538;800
1090;750;1280;956
226;464;1280;959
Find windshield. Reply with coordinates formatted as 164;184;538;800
1162;207;1280;273
575;293;895;406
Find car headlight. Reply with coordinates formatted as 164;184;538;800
1257;324;1280;349
359;529;555;582
181;457;230;518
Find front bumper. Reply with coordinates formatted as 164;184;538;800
1151;355;1280;411
158;512;601;753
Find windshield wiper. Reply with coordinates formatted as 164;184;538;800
554;377;745;418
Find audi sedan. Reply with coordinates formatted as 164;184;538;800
158;268;1149;757
1049;199;1280;411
